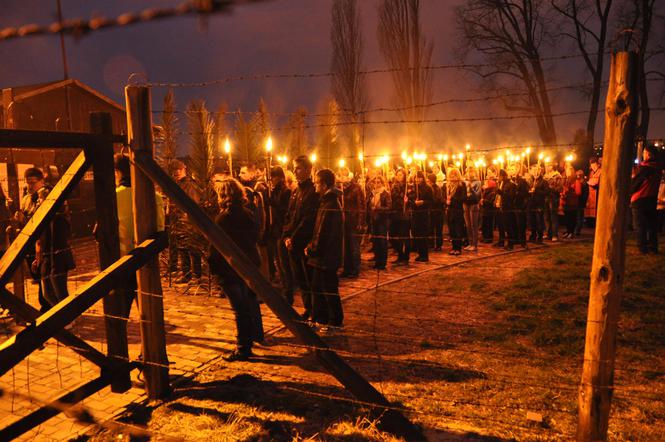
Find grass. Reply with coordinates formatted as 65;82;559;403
482;240;665;358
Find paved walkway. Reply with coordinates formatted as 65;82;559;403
0;237;564;440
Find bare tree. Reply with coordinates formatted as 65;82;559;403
331;0;369;157
185;99;215;192
317;97;341;167
455;0;559;146
234;110;258;163
284;106;309;159
377;0;434;144
552;0;614;159
158;88;178;174
253;98;272;146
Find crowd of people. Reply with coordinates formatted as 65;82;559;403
163;144;662;361
1;144;661;362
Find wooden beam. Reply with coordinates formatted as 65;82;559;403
88;111;131;393
0;128;112;148
577;52;639;441
125;85;170;400
0;151;89;286
132;151;424;440
0;363;138;441
0;235;167;377
0;286;119;371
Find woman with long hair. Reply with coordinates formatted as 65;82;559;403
368;174;392;269
208;177;263;361
463;166;481;251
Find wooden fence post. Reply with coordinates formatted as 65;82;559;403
89;112;131;392
577;51;639;441
124;86;170;400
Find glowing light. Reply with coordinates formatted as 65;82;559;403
224;138;231;154
405;157;413;165
565;154;575;162
526;147;532;155
265;136;273;153
492;159;497;165
437;153;443;161
538;152;545;160
465;143;471;151
358;152;364;161
382;155;390;164
401;151;408;161
545;156;552;163
310;153;317;163
428;161;434;168
338;158;346;168
277;155;288;165
455;161;461;168
443;154;449;162
374;158;383;167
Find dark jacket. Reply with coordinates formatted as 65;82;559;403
306;190;343;270
368;189;392;228
497;179;518;211
282;178;320;252
208;205;260;283
342;180;365;229
268;181;291;239
40;208;75;275
447;182;467;212
529;176;548;209
631;160;662;209
390;181;408;221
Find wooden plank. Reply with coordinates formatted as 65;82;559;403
0;128;110;148
0;235;167;377
88;111;131;393
0;286;119;371
0;151;89;286
0;364;138;441
132;151;424;440
125;85;170;400
577;52;639;441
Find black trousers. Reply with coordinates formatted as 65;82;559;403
564;209;577;235
430;210;444;248
447;208;465;251
412;212;430;259
528;208;545;240
310;267;343;326
220;279;263;353
372;222;389;268
289;249;313;314
481;206;495;242
503;210;517;246
41;270;70;308
633;205;659;253
390;217;411;261
516;208;527;246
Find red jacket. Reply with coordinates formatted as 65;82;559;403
631;161;662;208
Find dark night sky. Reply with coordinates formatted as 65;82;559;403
1;0;663;156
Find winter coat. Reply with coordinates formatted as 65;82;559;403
631;160;663;209
268;181;291;239
481;180;497;210
282;178;319;252
465;180;481;205
390;181;409;221
306;190;343;271
342;180;365;230
368;188;392;234
496;179;518;211
208;204;260;284
513;176;530;210
529;177;548;209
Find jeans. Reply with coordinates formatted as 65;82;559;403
390;217;411;261
463;203;480;248
310;267;343;326
633;206;658;253
221;280;263;354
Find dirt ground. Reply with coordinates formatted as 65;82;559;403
85;241;665;441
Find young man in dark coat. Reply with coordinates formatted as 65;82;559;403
496;169;518;249
410;171;434;262
269;166;294;304
390;169;410;264
528;166;548;243
631;144;663;254
306;168;344;329
282;156;320;320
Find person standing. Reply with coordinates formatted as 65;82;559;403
585;157;601;224
446;168;467;255
170;160;203;284
368;175;392;269
512;166;530;248
390;168;410;264
268;166;294;304
282;156;319;320
428;173;445;251
562;167;582;239
338;167;365;278
630;144;662;254
410;171;433;262
208;177;263;361
496;169;518;249
575;169;589;236
544;163;563;241
463;167;481;252
480;170;497;244
657;174;665;234
306;169;344;329
528;166;548;243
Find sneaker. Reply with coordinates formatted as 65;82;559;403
551;236;559;242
